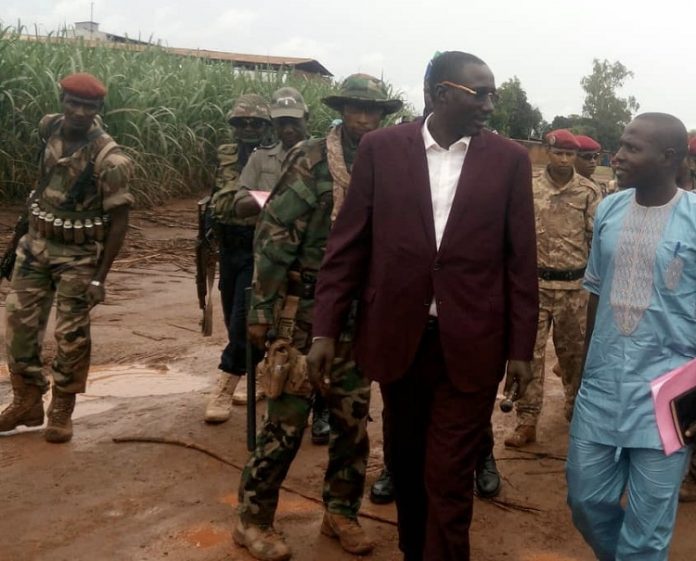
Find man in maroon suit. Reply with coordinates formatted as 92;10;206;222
308;51;539;561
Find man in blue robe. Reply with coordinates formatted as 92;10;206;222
567;113;694;561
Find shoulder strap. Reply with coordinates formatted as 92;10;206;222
94;140;119;176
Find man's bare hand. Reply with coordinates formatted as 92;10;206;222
504;360;533;401
247;324;270;349
86;283;105;308
686;420;696;439
307;338;335;396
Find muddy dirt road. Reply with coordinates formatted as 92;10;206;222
1;199;694;561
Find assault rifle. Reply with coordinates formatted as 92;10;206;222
195;195;217;336
0;215;29;285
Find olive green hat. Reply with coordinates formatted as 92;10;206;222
270;87;308;119
322;73;403;115
226;93;271;124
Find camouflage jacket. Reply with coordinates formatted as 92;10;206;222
210;143;244;226
36;114;134;215
533;167;601;290
248;134;345;337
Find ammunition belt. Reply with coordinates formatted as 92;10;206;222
537;267;586;282
29;202;109;244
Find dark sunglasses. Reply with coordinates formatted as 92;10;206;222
578;153;600;161
235;118;265;129
438;80;499;103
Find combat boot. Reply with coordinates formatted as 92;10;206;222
311;395;330;445
233;518;291;561
0;374;44;432
205;373;241;423
232;375;266;406
45;387;76;443
320;512;375;555
504;425;536;448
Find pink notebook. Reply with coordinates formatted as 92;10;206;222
249;190;270;208
651;357;696;455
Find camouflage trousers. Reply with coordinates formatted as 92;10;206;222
516;287;588;426
5;235;97;394
238;356;371;527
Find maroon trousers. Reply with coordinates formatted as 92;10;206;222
381;322;498;561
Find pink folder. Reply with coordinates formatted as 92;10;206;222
249;190;270;208
651;357;696;455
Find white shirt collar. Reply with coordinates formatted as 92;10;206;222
421;113;470;151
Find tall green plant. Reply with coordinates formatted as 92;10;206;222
0;24;407;205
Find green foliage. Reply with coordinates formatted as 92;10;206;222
580;59;639;151
0;24;407;205
489;76;544;139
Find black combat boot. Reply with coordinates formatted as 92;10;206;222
311;394;330;445
474;451;502;498
370;467;395;504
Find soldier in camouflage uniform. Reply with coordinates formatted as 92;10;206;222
234;74;402;561
204;94;273;423
574;135;616;197
0;72;134;443
506;129;600;448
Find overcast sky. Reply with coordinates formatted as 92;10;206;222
4;0;696;129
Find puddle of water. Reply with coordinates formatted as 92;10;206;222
0;363;209;423
85;364;208;398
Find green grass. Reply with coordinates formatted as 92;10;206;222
0;24;408;206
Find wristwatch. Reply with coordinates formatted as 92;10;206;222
90;280;102;287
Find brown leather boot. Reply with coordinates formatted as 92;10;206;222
0;374;44;432
45;387;76;443
320;511;375;555
504;425;536;448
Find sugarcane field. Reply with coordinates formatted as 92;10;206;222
3;4;696;561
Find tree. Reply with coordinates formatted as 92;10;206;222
548;114;599;140
580;59;639;151
489;76;544;139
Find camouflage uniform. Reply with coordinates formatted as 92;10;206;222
515;168;600;426
238;126;370;526
209;96;272;377
5;114;134;394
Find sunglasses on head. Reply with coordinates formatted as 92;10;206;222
438;81;499;103
578;152;600;161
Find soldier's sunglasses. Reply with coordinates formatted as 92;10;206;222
578;153;600;161
438;80;499;103
236;118;265;129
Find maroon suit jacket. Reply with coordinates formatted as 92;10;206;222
313;120;539;392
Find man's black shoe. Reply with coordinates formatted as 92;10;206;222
474;452;501;498
370;468;395;504
311;400;330;445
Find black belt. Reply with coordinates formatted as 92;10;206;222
537;267;586;282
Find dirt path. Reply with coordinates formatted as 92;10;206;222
0;198;694;561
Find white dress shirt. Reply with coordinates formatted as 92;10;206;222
421;114;470;315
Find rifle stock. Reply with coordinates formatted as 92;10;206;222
1;215;29;284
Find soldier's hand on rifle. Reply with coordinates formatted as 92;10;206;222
307;337;335;396
248;323;270;349
86;280;106;308
504;359;533;401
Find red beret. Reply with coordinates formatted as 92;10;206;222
689;137;696;156
59;72;107;100
575;135;601;152
545;129;580;150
